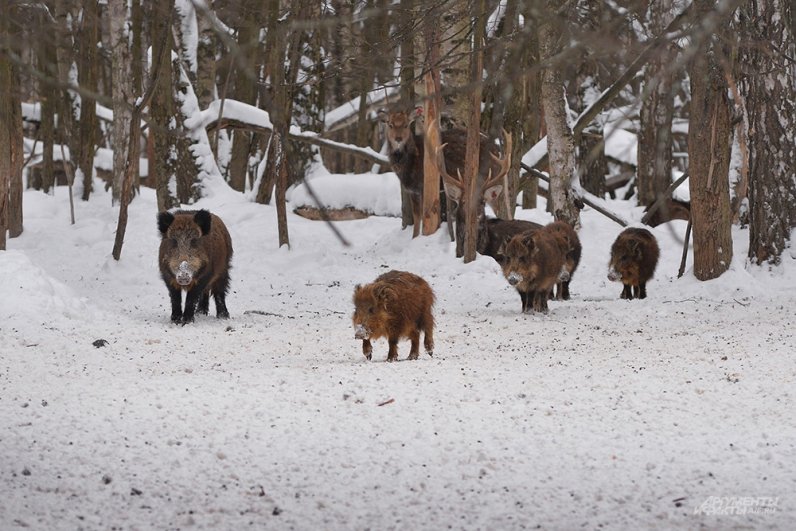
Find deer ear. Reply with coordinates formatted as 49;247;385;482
483;184;503;203
444;182;462;202
377;109;389;123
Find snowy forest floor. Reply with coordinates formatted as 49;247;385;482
2;179;795;530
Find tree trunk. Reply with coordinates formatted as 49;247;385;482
77;0;100;201
399;0;415;230
687;0;733;280
740;0;796;264
538;9;580;227
637;0;676;207
54;0;80;174
110;0;133;205
579;131;607;198
227;0;260;192
462;0;485;264
150;0;179;211
1;2;23;240
37;6;58;193
421;26;441;236
519;4;542;210
195;1;217;109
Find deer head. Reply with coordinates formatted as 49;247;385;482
424;117;512;209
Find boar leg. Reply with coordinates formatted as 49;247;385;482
182;277;211;324
561;281;570;300
638;283;647;299
386;338;399;362
621;284;633;300
197;292;210;315
407;330;420;360
168;285;183;323
520;291;531;313
423;323;434;357
362;339;372;361
213;271;231;318
534;291;550;313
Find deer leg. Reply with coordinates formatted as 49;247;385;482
411;194;422;238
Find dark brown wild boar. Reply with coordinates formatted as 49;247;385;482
540;220;582;300
608;227;659;300
477;218;542;266
352;270;435;362
158;209;233;324
644;198;690;227
501;230;564;313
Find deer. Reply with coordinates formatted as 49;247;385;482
424;117;513;257
379;107;512;251
378;108;426;237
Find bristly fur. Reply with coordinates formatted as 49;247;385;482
157;210;233;324
352;270;435;362
501;229;564;313
608;227;659;300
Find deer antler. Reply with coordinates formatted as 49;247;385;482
483;129;512;191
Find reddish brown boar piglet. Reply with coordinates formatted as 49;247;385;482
158;209;233;324
352;270;435;362
541;220;582;300
608;227;659;300
501;230;564;313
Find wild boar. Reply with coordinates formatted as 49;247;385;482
501;230;564;313
540;220;582;300
644;198;690;227
608;227;659;300
158;209;233;324
352;270;435;362
477;217;543;266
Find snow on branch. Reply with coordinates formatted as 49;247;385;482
198;98;390;166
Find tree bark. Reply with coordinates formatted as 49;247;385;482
54;0;80;174
687;0;733;280
538;7;580;227
421;25;441;236
227;0;260;192
195;0;217;109
150;0;179;211
462;0;485;263
77;0;100;201
1;2;24;240
740;0;796;264
110;0;133;205
37;6;58;193
398;0;416;230
637;0;676;207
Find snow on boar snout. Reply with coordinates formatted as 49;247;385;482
158;209;233;324
507;272;523;286
608;227;660;300
352;270;435;362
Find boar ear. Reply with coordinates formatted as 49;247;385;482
374;285;394;305
628;239;641;257
194;210;212;235
157;211;175;235
521;232;535;249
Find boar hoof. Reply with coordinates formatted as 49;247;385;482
171;314;183;323
217;310;230;319
426;350;433;357
364;352;372;361
407;352;419;361
387;355;398;363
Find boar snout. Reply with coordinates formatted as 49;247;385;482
507;272;523;286
354;324;370;340
175;260;194;286
607;267;621;282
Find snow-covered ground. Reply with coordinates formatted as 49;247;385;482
2;176;795;530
